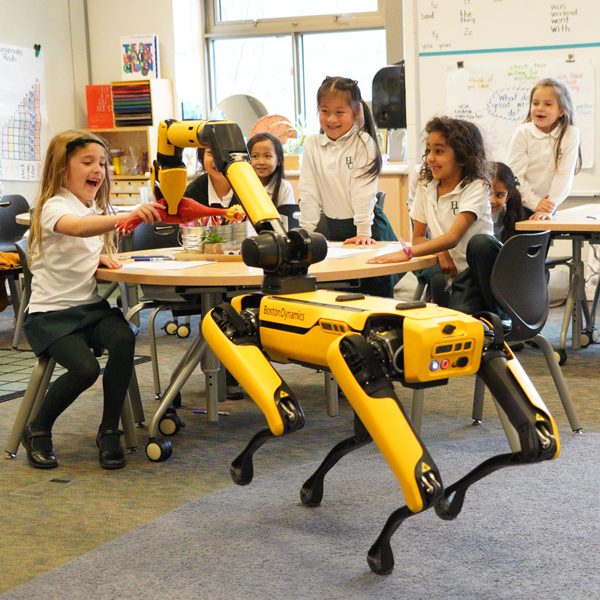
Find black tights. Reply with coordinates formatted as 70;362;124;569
30;315;135;441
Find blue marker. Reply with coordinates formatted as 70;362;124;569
132;255;175;261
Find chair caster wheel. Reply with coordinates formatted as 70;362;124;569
472;419;482;426
146;437;172;462
591;327;599;343
580;331;591;348
555;348;567;366
158;408;185;436
164;320;178;335
176;323;191;338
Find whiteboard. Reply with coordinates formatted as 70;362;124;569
417;0;598;56
413;0;600;196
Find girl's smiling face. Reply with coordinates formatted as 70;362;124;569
530;86;564;133
250;139;279;184
490;178;508;213
426;131;463;186
64;144;106;206
318;93;359;141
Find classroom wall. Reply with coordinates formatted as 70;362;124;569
0;0;88;201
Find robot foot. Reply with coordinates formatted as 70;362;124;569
367;505;415;575
230;428;274;486
300;423;372;507
367;472;443;575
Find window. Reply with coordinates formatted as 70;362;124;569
205;1;386;128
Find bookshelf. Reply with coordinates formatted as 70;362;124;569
84;79;174;205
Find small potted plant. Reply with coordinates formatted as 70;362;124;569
280;114;317;170
203;231;225;255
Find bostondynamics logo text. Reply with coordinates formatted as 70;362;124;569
263;304;305;322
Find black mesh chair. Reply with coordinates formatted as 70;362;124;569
410;231;582;435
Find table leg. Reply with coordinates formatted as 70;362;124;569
201;291;224;421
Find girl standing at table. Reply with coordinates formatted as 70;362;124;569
247;132;295;208
507;77;581;221
298;76;398;297
23;130;162;470
367;116;500;316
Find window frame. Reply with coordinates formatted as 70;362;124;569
203;0;386;118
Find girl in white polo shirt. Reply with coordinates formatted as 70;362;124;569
507;77;581;221
299;76;398;297
368;117;501;316
23;130;161;470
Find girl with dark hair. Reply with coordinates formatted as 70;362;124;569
368;116;502;315
299;76;398;297
247;132;295;207
490;161;526;243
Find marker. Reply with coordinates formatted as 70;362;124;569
587;215;599;220
132;255;175;261
193;409;230;416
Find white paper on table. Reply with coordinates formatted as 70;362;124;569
326;241;406;260
119;260;216;270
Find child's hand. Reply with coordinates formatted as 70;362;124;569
529;212;552;221
98;254;123;269
535;196;555;215
130;202;164;224
343;235;376;245
366;249;410;264
437;250;458;278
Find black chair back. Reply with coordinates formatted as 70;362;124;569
277;204;300;230
132;223;180;251
376;191;386;209
0;195;30;253
490;231;551;343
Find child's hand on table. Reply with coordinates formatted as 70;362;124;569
343;234;376;246
99;254;123;270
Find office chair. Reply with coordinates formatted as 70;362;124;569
410;231;582;435
0;195;29;343
277;204;300;230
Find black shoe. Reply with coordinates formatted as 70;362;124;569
225;385;245;401
21;424;58;469
96;428;126;470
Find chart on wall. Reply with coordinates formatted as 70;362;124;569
446;59;594;168
0;43;47;181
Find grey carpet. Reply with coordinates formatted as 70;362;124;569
2;433;598;600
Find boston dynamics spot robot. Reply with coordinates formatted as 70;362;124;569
151;119;560;575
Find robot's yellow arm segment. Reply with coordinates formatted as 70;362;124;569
226;161;282;228
327;335;432;514
202;310;286;436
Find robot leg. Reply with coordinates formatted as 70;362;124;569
326;333;444;575
435;344;560;521
202;303;305;485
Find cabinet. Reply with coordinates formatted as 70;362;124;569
84;126;157;206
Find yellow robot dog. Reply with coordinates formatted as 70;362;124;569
154;119;560;575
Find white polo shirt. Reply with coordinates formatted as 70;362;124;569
410;178;493;274
265;178;295;207
507;122;580;213
298;127;378;237
29;189;104;313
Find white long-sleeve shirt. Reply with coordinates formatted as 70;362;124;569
506;122;580;213
298;127;378;237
